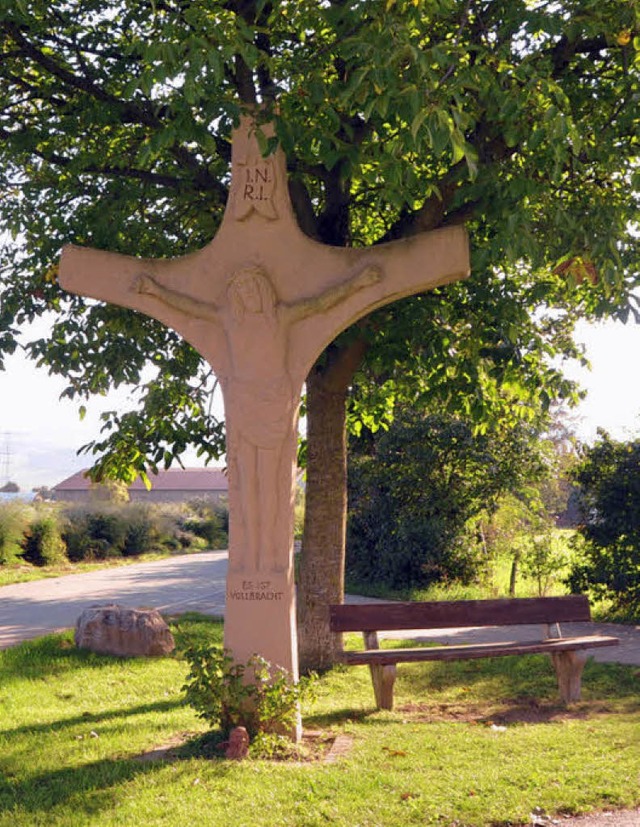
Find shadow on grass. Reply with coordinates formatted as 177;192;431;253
304;706;374;728
0;633;126;687
0;755;174;819
0;615;223;690
317;657;640;726
0;698;183;739
168;613;225;652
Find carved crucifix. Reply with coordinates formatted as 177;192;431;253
59;116;470;712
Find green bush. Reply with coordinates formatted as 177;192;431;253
21;512;67;566
520;529;570;597
567;432;640;612
182;498;228;549
61;506;127;561
58;501;220;563
121;505;161;557
0;503;31;564
180;640;314;739
347;414;499;590
3;498;230;570
346;410;549;592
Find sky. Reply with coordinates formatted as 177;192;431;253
1;314;639;491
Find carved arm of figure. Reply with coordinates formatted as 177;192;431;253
284;263;383;324
135;273;220;323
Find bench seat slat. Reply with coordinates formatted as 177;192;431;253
337;635;620;666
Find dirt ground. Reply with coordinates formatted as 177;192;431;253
533;810;640;826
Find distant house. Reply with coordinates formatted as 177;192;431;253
52;467;228;504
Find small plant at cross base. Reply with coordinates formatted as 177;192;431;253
180;640;316;758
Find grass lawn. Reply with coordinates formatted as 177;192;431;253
1;615;639;827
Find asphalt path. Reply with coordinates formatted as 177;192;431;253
0;550;229;649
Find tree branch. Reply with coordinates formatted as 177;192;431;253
3;21;229;195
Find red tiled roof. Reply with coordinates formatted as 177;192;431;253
53;467;228;492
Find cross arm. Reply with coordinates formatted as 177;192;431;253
287;225;470;381
368;224;470;306
59;243;217;344
59;244;162;313
59;243;230;375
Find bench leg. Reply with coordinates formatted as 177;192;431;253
368;663;396;710
550;651;588;703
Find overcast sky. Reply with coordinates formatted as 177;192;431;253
1;312;639;491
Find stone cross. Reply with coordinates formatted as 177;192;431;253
59;115;470;711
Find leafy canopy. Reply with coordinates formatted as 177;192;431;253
0;0;638;478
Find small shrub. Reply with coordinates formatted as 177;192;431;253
180;640;315;739
22;513;67;566
61;506;126;561
122;505;161;557
249;731;307;760
182;498;229;549
0;503;32;564
520;530;570;596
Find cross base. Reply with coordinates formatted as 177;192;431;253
224;568;301;741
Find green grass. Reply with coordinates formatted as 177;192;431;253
346;555;554;603
1;615;639;826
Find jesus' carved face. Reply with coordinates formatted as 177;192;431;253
227;267;277;321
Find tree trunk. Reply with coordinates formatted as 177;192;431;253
297;339;367;673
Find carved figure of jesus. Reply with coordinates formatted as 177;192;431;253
135;263;381;572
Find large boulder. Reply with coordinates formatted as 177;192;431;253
74;604;175;657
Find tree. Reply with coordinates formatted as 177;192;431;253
346;408;547;592
568;431;640;612
0;2;638;670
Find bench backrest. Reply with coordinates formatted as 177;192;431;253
329;595;592;633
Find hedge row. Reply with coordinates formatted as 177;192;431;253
0;499;229;567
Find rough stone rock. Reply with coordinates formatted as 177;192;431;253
225;726;250;760
74;604;175;657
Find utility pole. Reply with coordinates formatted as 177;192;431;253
1;432;12;486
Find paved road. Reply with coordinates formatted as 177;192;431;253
0;550;229;649
2;551;640;665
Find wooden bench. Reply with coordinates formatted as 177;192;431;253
329;595;620;710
